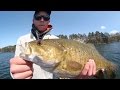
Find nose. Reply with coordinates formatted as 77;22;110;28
40;17;44;21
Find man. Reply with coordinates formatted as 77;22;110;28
10;11;96;79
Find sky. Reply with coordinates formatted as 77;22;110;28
0;11;120;48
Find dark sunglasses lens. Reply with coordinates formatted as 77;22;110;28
35;16;50;21
43;16;50;21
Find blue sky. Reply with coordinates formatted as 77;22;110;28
0;11;120;48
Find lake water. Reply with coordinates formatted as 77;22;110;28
95;42;120;66
0;42;120;79
0;52;14;79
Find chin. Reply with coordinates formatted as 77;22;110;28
38;28;46;32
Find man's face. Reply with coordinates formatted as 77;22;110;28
33;11;50;32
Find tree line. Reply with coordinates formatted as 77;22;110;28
57;31;120;44
0;31;120;52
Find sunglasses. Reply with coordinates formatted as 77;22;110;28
34;15;50;21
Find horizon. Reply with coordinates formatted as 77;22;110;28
0;11;120;48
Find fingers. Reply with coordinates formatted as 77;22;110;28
10;57;33;65
92;59;96;75
81;59;96;76
10;57;33;74
10;64;33;74
81;61;90;75
88;59;93;76
25;76;33;79
10;57;34;79
13;70;33;79
88;59;96;76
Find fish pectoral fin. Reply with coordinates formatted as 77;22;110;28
67;61;82;71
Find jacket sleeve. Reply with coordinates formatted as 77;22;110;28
14;37;25;57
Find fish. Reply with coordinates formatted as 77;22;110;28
20;39;118;79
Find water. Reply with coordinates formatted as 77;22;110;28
0;42;120;79
95;42;120;66
0;52;14;79
95;42;120;78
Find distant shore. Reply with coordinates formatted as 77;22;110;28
0;45;16;53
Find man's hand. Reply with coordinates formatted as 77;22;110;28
76;59;96;79
10;57;33;79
